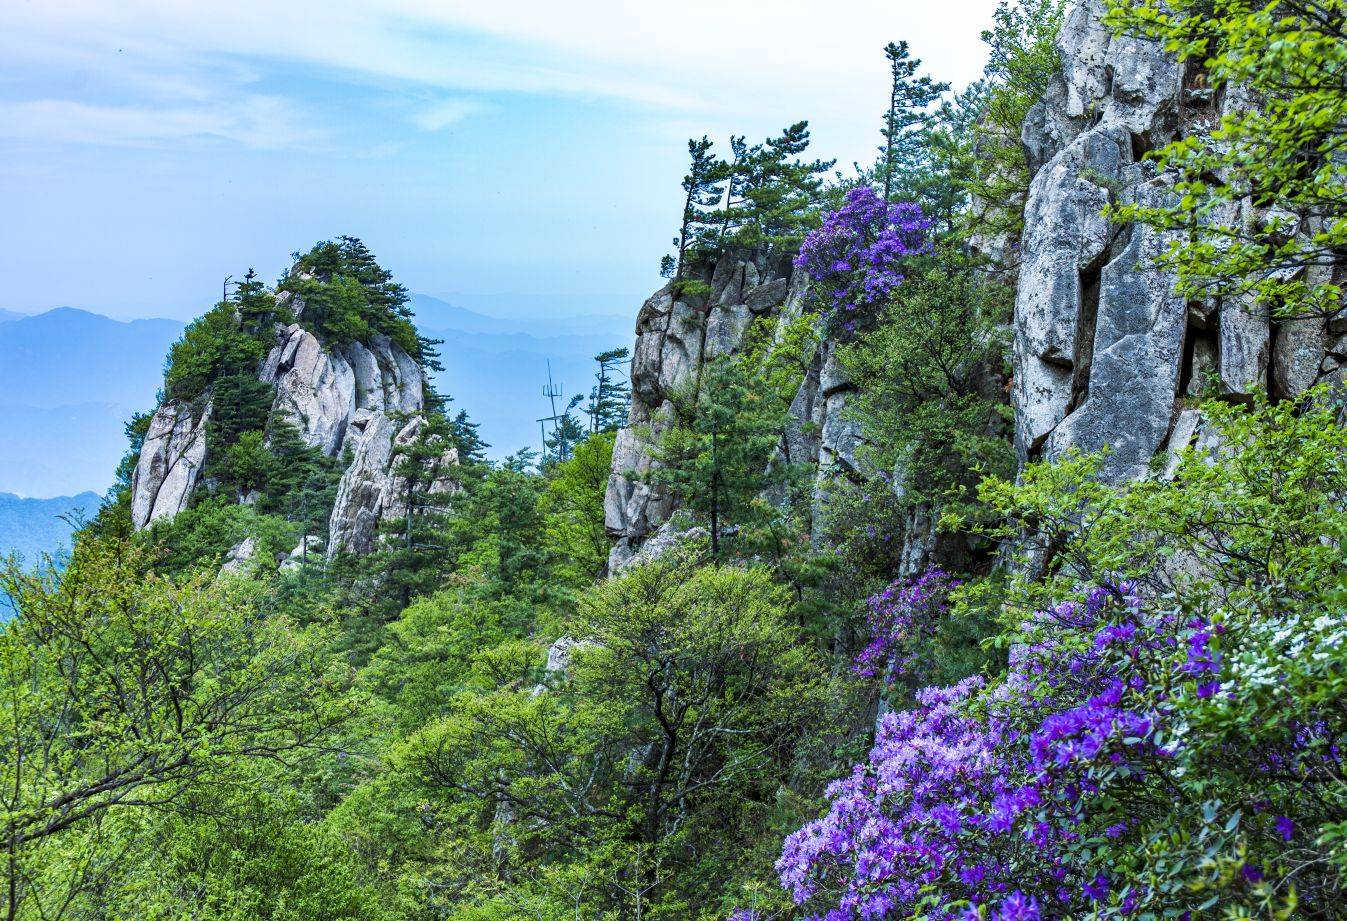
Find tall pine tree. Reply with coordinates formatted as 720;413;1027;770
878;41;948;202
721;123;833;252
586;348;631;434
663;137;727;283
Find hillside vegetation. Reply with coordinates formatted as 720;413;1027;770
3;1;1347;919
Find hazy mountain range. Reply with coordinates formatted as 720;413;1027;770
0;491;101;564
0;296;633;557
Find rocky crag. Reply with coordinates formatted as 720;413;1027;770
130;288;456;561
603;251;865;572
607;0;1347;572
1016;0;1346;480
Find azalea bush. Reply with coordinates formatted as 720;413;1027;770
795;186;931;335
777;392;1347;919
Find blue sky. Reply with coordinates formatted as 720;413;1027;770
0;0;1002;322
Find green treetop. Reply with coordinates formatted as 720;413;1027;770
280;236;430;361
663;136;728;282
584;347;631;435
878;41;949;203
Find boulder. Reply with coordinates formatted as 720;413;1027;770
219;536;258;575
280;535;323;572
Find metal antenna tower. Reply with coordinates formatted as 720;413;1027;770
536;362;569;464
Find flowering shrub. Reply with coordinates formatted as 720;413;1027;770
778;570;1347;918
853;568;959;682
794;187;930;334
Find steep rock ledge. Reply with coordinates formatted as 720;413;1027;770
604;251;861;571
1014;0;1346;482
131;401;213;529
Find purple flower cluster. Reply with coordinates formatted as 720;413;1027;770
853;569;958;682
777;581;1203;920
794;186;930;331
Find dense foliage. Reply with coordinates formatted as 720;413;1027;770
781;394;1347;919
14;1;1347;918
1108;0;1347;319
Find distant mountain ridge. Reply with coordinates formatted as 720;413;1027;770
0;297;635;498
0;308;183;498
0;491;101;563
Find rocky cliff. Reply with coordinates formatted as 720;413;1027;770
606;0;1347;573
1015;0;1346;481
130;288;456;560
603;251;862;571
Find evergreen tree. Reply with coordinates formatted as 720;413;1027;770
652;352;802;560
448;408;489;464
585;347;631;434
280;237;422;359
737;122;835;251
381;413;459;612
713;134;754;248
663;136;727;282
543;395;586;466
877;41;948;202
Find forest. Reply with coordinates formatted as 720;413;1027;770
3;0;1347;918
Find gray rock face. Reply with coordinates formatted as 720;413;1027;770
1012;0;1187;477
132;296;443;559
604;249;870;571
326;411;459;558
1043;180;1187;481
603;250;840;571
1013;127;1126;458
261;324;425;458
1012;0;1338;482
131;401;212;529
326;410;402;556
264;325;358;456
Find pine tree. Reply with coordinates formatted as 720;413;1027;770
380;413;458;611
585;348;631;434
736;123;835;251
878;41;948;203
712;135;754;248
544;395;586;466
652;354;800;560
448;409;488;464
663;136;727;282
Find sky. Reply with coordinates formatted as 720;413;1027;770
0;0;1002;323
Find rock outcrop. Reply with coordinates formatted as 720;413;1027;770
606;0;1347;576
1013;0;1343;481
131;401;212;529
260;321;428;459
326;411;458;558
604;251;862;571
130;291;455;558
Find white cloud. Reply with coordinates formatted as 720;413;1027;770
0;96;318;149
0;0;1002;157
411;98;487;132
